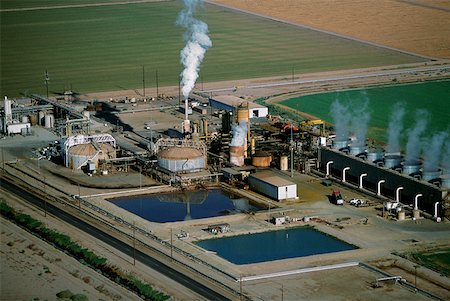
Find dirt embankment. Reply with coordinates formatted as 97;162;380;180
210;0;450;59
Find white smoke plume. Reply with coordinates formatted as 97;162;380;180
351;98;370;147
177;0;212;99
441;140;450;174
386;103;405;154
230;122;247;147
330;99;351;141
423;132;448;172
404;110;428;163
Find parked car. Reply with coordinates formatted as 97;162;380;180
349;198;364;207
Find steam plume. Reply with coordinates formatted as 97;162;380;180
177;0;212;99
404;110;428;162
230;122;247;147
423;132;448;172
441;140;450;174
351;98;370;146
386;103;405;154
330;99;351;141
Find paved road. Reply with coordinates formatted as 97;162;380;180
0;176;231;301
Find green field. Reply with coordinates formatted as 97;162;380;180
1;0;427;97
281;80;450;144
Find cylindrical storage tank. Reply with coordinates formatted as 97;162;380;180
349;145;365;156
22;116;29;123
441;175;450;190
230;146;245;167
237;107;249;124
384;155;402;169
402;160;421;175
422;170;441;182
44;114;54;128
83;110;90;120
67;143;116;169
332;140;348;150
38;111;45;126
280;155;288;171
367;149;384;162
29;114;38;126
398;210;405;221
158;147;205;173
413;209;420;220
252;151;272;167
203;119;208;137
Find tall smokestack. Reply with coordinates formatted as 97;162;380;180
4;96;12;125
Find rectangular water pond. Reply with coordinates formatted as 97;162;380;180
109;189;258;223
195;227;356;265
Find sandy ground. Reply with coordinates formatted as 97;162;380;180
209;0;450;59
0;218;139;301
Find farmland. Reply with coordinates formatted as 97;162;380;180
0;0;426;97
281;79;450;144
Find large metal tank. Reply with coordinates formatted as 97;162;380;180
252;151;272;167
28;113;38;126
230;146;245;167
237;107;249;123
366;148;384;162
402;160;421;175
441;175;450;189
44;114;54;128
280;155;288;171
349;145;365;156
68;143;116;170
332;139;348;150
38;111;45;126
158;147;205;173
384;155;402;169
422;169;441;182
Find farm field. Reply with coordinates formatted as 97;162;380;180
281;79;450;144
0;0;426;97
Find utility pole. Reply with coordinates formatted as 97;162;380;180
178;75;181;106
142;65;146;99
155;69;159;100
43;175;47;217
170;227;173;261
133;221;136;265
44;70;50;98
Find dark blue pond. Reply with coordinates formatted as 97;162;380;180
110;189;257;223
195;227;356;265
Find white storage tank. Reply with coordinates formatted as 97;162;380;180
44;114;54;128
248;171;297;201
68;143;116;170
157;147;205;173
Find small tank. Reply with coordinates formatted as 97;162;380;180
349;145;365;156
402;160;421;175
441;175;450;190
366;148;384;162
252;151;272;167
332;140;348;150
422;169;441;182
384;155;402;169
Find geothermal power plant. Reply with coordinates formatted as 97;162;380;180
2;0;450;300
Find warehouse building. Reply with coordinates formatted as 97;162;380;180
209;95;268;118
249;171;297;201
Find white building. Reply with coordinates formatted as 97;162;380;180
248;171;297;201
209;95;268;118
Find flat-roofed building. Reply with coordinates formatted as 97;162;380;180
249;170;297;201
209;95;268;118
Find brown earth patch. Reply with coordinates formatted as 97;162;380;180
209;0;450;59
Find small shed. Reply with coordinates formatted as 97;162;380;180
248;171;297;201
271;215;288;225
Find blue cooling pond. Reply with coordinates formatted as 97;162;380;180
196;227;356;265
110;189;257;223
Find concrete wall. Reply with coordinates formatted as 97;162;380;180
319;148;443;216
